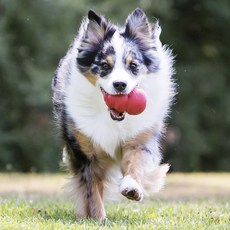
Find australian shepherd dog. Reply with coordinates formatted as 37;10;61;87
52;8;175;220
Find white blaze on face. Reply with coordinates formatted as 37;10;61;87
98;31;138;95
112;31;124;68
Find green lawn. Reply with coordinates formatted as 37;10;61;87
0;173;230;229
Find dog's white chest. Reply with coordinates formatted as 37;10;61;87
65;73;121;157
64;59;171;158
65;76;154;157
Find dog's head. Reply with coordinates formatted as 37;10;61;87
76;8;162;121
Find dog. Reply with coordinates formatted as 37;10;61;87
52;8;175;220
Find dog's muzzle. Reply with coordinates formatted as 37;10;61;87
101;87;126;121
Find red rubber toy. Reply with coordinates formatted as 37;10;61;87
104;87;147;115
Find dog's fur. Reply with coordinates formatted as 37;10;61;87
52;8;175;220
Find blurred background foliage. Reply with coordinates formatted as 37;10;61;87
0;0;229;172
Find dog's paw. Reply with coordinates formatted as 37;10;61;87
119;175;143;201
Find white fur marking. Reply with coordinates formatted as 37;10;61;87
64;21;175;159
62;146;69;165
119;175;143;201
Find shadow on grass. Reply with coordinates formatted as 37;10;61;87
37;206;77;224
2;198;156;226
38;204;150;227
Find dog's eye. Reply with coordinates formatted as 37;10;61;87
101;63;110;71
130;62;138;71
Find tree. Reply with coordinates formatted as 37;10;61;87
0;0;229;171
0;0;85;171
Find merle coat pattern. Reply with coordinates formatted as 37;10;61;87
52;8;175;220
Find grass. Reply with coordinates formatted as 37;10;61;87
0;173;230;229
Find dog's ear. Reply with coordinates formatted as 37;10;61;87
123;8;151;39
151;20;162;44
85;10;115;45
88;10;102;25
77;10;116;72
123;8;161;43
123;9;161;73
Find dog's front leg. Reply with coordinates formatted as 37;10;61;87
119;130;169;201
64;130;108;221
79;161;106;220
65;152;106;221
119;147;148;201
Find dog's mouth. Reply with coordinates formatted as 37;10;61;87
101;87;126;121
109;109;126;121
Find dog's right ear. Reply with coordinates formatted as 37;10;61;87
77;10;116;72
88;10;102;25
85;10;115;44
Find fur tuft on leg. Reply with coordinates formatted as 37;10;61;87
61;142;107;221
141;163;170;197
63;166;106;221
63;175;90;219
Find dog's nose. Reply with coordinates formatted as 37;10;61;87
113;81;127;92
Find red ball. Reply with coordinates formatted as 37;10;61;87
126;88;147;115
103;87;147;115
104;93;128;113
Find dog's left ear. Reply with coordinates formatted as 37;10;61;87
151;20;162;43
123;8;151;39
123;8;161;42
123;8;161;72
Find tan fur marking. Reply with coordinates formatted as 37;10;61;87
73;130;94;158
123;128;155;152
125;55;133;66
120;128;169;199
88;178;106;220
105;55;114;67
121;150;141;181
121;128;156;182
70;175;105;220
71;129;115;220
73;129;114;163
83;71;98;86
